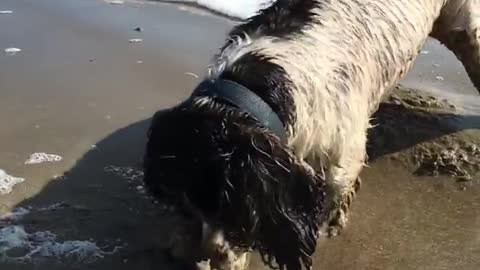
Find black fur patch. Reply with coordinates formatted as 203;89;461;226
217;0;324;131
229;0;321;39
144;103;326;270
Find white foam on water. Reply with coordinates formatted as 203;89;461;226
0;169;25;195
1;203;70;222
128;38;143;43
104;166;148;195
105;0;124;4
104;166;144;182
37;203;66;211
25;153;63;165
0;226;29;251
0;225;122;263
4;47;21;55
0;207;30;221
168;0;274;19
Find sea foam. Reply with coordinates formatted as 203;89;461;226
0;169;24;195
0;225;121;263
170;0;274;19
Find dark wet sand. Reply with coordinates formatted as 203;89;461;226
0;0;479;269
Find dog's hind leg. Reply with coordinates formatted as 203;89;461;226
431;0;480;92
324;133;367;237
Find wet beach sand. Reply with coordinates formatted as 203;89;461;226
0;0;479;269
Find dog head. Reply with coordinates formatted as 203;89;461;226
143;98;327;270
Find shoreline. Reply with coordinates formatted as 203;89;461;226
152;0;246;21
1;0;479;269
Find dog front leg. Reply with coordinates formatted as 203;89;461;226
323;136;367;237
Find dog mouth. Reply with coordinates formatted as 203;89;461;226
162;196;252;270
198;222;251;270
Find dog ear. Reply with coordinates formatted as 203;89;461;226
143;107;327;269
147;109;171;140
143;108;194;203
143;109;173;203
143;106;230;215
219;124;327;270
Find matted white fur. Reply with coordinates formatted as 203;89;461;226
208;34;254;78
207;0;480;232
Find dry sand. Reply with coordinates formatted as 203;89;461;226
0;0;479;269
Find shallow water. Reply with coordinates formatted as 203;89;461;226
0;0;479;269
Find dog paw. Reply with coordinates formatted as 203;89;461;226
326;206;348;237
325;177;361;237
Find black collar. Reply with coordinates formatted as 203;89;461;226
191;79;287;143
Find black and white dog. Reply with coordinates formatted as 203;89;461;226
143;0;480;269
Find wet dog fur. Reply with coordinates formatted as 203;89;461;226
143;0;480;269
